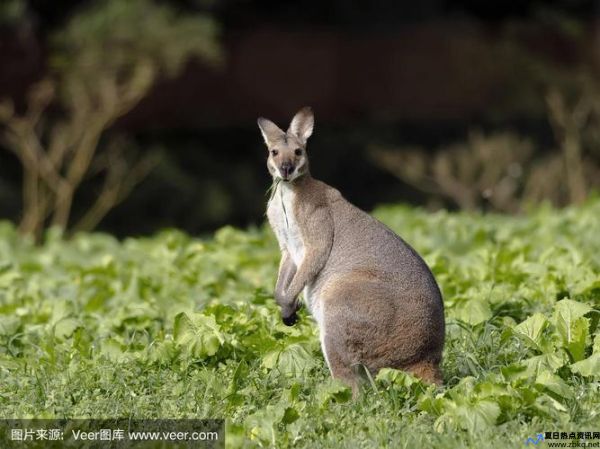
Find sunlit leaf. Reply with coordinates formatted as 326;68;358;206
262;343;316;376
570;353;600;377
173;312;225;358
513;313;548;350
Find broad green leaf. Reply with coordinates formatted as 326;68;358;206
376;368;421;387
517;352;566;378
553;299;593;362
100;337;125;361
376;367;428;400
433;399;500;433
451;298;492;325
553;299;592;332
245;404;285;446
513;313;549;350
556;316;590;362
0;315;20;336
148;339;179;364
534;393;569;415
173;312;224;358
501;363;527;380
535;371;573;399
570;353;600;377
262;343;316;376
418;395;446;415
316;379;352;406
281;406;300;424
554;299;593;320
53;317;81;339
565;317;590;362
0;269;21;288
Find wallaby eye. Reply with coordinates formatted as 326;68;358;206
294;148;302;156
271;149;279;156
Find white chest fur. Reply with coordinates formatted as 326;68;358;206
267;184;319;317
267;183;305;266
267;182;328;367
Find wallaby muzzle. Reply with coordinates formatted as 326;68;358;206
280;161;295;180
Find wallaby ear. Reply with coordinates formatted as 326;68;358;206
257;117;284;147
288;106;314;143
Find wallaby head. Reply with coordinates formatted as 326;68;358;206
257;107;314;182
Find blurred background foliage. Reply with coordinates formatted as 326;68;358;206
0;0;599;239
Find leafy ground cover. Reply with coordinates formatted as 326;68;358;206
1;200;599;448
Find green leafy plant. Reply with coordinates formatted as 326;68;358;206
0;200;599;448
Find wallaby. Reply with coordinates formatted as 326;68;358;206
258;107;445;393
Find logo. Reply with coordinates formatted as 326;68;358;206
525;433;545;445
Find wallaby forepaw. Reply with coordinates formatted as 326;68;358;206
279;298;301;326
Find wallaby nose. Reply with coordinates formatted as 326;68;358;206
280;161;295;179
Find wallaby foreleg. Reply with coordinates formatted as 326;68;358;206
274;251;298;325
283;207;334;307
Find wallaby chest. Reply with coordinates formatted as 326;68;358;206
267;183;305;266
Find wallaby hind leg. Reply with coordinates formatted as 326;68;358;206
318;278;444;394
320;303;384;398
321;333;360;398
404;360;443;385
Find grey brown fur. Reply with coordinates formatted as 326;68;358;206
258;107;445;394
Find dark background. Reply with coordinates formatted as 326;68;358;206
1;0;599;237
